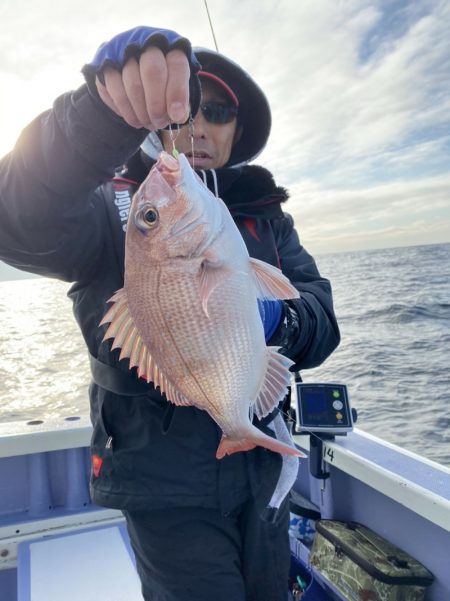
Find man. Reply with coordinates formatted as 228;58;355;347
0;27;339;601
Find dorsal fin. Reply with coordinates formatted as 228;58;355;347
99;288;193;407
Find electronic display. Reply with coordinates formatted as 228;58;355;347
294;383;353;434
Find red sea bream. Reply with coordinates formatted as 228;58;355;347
100;152;305;459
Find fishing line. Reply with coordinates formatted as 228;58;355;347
189;113;195;169
276;404;334;448
203;0;219;52
190;1;218;167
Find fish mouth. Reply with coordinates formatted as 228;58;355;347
154;152;182;187
161;153;224;253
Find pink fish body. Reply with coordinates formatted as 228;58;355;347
101;152;304;459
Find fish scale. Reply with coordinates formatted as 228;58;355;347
128;263;263;428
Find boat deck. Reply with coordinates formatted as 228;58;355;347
0;417;449;600
18;522;142;601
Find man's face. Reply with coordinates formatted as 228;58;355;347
160;79;240;170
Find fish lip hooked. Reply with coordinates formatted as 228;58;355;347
161;152;224;251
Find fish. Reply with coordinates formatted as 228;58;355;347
100;151;305;459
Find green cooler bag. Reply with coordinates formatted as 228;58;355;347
309;520;433;601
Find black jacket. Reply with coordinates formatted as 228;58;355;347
0;84;340;513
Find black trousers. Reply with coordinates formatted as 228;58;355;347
123;499;290;601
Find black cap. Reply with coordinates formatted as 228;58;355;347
193;48;271;167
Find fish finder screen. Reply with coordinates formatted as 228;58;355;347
296;383;352;430
304;388;327;412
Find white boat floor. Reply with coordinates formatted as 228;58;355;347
17;522;143;601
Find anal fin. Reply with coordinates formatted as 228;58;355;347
253;347;294;420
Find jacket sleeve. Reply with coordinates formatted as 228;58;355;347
0;85;146;282
274;213;340;370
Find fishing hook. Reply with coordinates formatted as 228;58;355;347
169;123;181;158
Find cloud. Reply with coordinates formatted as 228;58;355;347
0;0;448;252
257;0;450;186
285;173;450;253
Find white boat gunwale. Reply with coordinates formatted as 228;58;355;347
0;416;448;532
294;428;450;532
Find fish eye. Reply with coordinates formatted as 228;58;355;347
144;208;159;226
134;204;160;233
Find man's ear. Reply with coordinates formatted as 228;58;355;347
233;124;243;145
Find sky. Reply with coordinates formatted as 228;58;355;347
0;0;449;270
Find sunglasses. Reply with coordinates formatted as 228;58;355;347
200;101;238;124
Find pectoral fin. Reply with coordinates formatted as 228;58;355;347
249;257;299;300
199;260;234;317
99;288;192;407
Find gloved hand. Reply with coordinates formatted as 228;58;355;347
258;299;301;358
258;299;284;342
82;26;201;130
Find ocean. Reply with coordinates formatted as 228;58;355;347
1;242;449;466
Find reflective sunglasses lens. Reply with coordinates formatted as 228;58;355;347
201;102;238;124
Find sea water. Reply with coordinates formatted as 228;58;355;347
0;242;449;465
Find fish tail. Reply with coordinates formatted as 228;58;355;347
215;424;305;459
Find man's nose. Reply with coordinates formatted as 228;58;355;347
191;108;208;138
